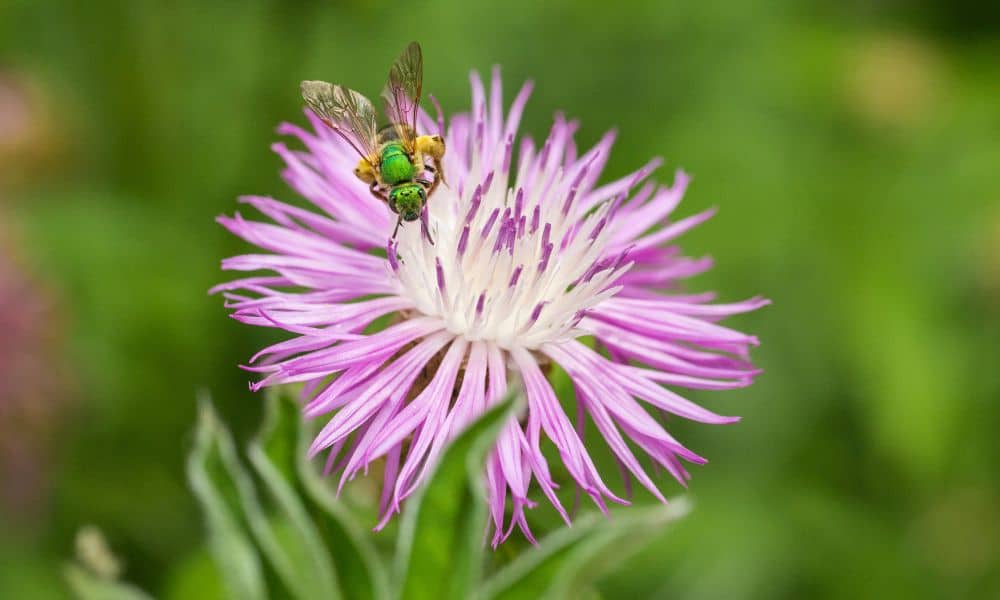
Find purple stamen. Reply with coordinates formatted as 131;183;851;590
629;157;662;188
508;265;523;288
539;242;553;273
612;245;634;270
561;189;578;217
492;222;508;254
517;215;526;239
562;156;597;215
589;216;608;241
530;206;540;234
482;171;495;195
560;224;578;251
514;188;524;221
501;133;514;173
435;258;446;293
421;208;433;244
607;193;625;218
457;224;470;257
538;134;553;167
475;104;485;146
465;185;483;225
475;293;485;315
386;240;399;272
481;208;500;238
529;301;547;323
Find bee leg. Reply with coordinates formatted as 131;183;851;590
420;207;435;246
369;181;389;204
416;175;441;199
391;214;403;240
427;174;442;197
435;161;447;186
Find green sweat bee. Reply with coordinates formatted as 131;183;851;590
301;42;445;239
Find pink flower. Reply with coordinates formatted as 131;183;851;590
215;69;767;545
0;227;70;520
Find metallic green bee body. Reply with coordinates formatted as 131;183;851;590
388;183;427;223
300;42;446;239
378;141;416;185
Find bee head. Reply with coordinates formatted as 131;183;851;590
390;184;426;222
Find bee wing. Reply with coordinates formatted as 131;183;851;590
380;41;423;151
301;80;380;163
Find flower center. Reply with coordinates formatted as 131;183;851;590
389;154;631;350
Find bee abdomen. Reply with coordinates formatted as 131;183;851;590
380;142;415;185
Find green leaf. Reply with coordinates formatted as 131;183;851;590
264;389;390;600
186;399;268;600
480;499;692;600
161;546;226;600
247;393;340;600
395;395;518;600
189;396;317;599
64;565;154;600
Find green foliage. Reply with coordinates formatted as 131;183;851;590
187;399;268;600
480;500;691;600
181;390;688;599
64;565;155;600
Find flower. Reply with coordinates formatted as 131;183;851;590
215;68;767;544
0;225;70;521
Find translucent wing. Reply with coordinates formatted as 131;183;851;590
380;42;423;151
301;80;380;162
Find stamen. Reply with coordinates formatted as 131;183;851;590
435;258;446;294
492;220;510;254
465;184;483;225
481;208;500;238
530;301;546;323
501;133;514;173
539;242;553;273
562;154;599;216
457;224;470;257
589;216;608;241
386;240;399;272
508;265;523;288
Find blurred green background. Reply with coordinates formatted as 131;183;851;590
2;0;999;598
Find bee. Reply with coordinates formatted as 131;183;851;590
301;42;445;239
